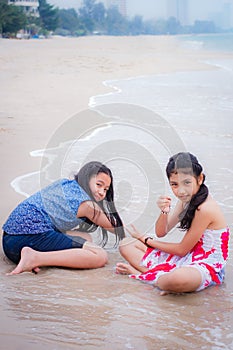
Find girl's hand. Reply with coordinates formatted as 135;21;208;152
126;224;146;241
157;195;171;214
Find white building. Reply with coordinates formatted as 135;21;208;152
166;0;189;25
8;0;39;16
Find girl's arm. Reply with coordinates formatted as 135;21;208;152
133;205;213;256
77;200;115;233
155;198;182;237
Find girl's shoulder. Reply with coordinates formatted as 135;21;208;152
198;195;226;229
198;195;217;211
62;179;90;196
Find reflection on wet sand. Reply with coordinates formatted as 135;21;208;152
1;250;233;349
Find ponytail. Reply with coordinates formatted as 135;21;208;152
179;182;209;230
166;152;209;230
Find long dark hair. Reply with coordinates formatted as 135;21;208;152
166;152;209;230
74;161;125;246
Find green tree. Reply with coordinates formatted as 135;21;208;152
38;0;59;32
105;6;128;35
143;19;157;34
58;8;79;34
92;2;106;29
129;15;144;35
0;0;9;34
79;0;96;33
0;0;27;35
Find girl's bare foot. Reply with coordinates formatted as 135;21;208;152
7;247;40;275
159;290;170;296
115;262;140;275
32;267;41;274
158;289;184;296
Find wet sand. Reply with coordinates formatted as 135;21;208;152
0;35;232;349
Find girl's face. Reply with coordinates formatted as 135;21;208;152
169;171;203;204
89;172;111;202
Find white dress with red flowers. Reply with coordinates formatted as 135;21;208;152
130;228;230;291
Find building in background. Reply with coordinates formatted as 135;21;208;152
208;1;232;29
8;0;39;16
47;0;233;29
106;0;127;17
222;2;232;28
166;0;189;25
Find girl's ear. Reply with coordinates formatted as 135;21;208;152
198;173;204;185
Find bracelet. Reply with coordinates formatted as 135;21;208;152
161;210;169;214
144;237;153;247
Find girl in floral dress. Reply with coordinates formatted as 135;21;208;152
116;152;230;294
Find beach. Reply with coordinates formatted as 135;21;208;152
1;35;232;225
0;35;233;349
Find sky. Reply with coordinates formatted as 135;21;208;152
48;0;233;27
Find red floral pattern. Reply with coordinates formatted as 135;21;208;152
221;230;229;260
130;228;230;291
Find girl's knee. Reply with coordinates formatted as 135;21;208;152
96;248;108;267
157;268;202;293
84;243;108;267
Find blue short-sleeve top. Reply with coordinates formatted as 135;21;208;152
3;179;91;234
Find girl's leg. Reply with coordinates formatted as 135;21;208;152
116;237;148;274
7;242;108;275
156;266;202;294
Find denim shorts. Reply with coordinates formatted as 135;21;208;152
2;230;86;264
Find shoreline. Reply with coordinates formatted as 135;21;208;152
8;57;232;200
1;34;233;228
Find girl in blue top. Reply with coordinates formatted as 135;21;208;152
2;161;125;275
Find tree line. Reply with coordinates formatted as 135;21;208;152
0;0;59;37
0;0;228;38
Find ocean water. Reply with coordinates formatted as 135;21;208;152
89;34;233;229
3;34;233;349
179;32;233;52
12;34;233;230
